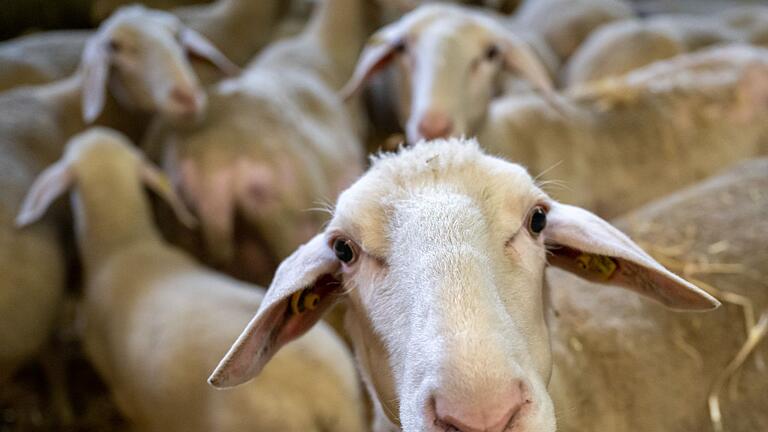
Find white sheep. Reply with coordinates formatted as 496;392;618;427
16;127;366;432
0;30;89;93
549;157;768;432
207;137;718;432
479;44;768;217
342;3;556;145
514;0;635;63
564;14;743;86
0;4;232;383
719;5;768;48
0;0;281;92
144;0;367;282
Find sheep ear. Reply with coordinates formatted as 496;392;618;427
499;34;554;94
180;28;241;77
209;234;342;388
545;202;720;311
81;38;110;123
340;28;403;100
16;160;74;227
139;158;198;229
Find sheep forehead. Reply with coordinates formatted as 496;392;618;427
331;139;540;258
104;7;179;42
66;128;137;166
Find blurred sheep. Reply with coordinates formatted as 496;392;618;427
17;127;366;432
145;0;367;283
480;44;768;217
1;5;230;383
564;14;743;86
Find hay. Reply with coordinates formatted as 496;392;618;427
708;312;768;432
636;228;767;432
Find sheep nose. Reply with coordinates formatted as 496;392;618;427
434;381;526;432
417;111;453;140
169;86;203;116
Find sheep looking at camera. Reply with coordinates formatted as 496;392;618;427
209;137;718;432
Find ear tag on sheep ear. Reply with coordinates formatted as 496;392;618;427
290;288;321;315
575;253;617;280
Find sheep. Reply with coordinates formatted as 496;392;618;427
514;0;635;63
549;157;768;432
719;5;768;48
0;30;89;93
0;0;283;93
16;127;366;432
0;4;233;383
478;44;768;218
341;3;557;145
564;14;743;86
206;137;718;432
144;0;367;283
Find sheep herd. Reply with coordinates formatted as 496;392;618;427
0;0;766;431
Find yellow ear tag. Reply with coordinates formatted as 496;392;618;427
290;290;321;315
575;253;618;280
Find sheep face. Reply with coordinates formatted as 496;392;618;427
81;6;238;123
209;139;718;432
342;5;553;144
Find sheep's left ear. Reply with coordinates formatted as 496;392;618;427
179;28;241;77
545;202;720;311
81;37;110;123
209;233;342;388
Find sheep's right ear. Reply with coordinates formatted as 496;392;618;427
81;37;110;123
209;234;342;388
340;26;404;100
16;160;73;227
139;158;198;229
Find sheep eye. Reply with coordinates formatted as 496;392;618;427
333;238;356;263
485;44;500;61
394;40;407;54
528;206;547;235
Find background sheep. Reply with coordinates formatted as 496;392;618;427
514;0;635;63
550;158;768;432
0;5;230;387
719;5;768;48
342;3;556;145
145;0;367;283
480;44;768;217
17;127;366;432
209;138;718;432
564;14;743;86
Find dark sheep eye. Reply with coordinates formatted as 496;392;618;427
393;40;407;53
333;238;355;263
485;44;500;61
528;206;547;235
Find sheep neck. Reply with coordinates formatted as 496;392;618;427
73;162;160;269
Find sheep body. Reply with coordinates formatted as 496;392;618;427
146;0;366;281
480;44;768;217
565;14;743;86
0;31;88;93
549;158;768;431
515;0;635;63
19;128;365;432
